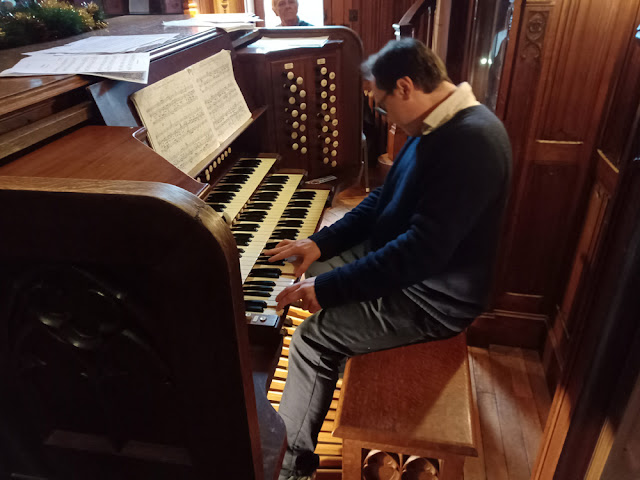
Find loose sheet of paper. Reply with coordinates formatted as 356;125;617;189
92;69;149;84
163;19;256;32
250;36;329;52
188;50;252;142
0;53;150;81
194;13;260;23
24;35;180;55
131;70;220;173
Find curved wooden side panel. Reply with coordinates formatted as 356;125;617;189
0;177;272;479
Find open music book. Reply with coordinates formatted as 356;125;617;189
131;50;252;174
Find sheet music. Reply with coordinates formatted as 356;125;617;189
24;35;179;55
0;53;150;82
250;36;329;52
188;50;252;141
131;70;220;173
193;13;260;23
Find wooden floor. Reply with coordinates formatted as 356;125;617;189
269;172;553;479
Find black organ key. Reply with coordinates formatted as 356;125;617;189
265;242;279;250
240;213;267;221
245;300;268;308
272;229;299;240
263;176;289;184
292;192;317;199
233;234;253;246
244;280;276;287
230;167;256;174
243;285;274;292
245;203;273;210
245;304;266;313
277;220;304;227
281;209;308;219
255;259;285;266
243;291;272;298
249;268;281;278
216;184;242;192
258;185;284;192
288;200;312;208
232;223;260;232
207;193;235;202
252;193;280;201
220;175;250;183
236;159;262;167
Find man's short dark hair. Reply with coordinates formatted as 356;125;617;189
362;38;450;93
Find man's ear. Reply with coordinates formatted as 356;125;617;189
395;77;414;99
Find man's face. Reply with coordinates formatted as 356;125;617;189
273;0;298;24
372;83;403;127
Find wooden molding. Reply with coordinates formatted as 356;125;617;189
467;311;548;350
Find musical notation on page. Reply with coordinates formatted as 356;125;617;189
131;70;221;173
131;49;252;175
189;50;252;141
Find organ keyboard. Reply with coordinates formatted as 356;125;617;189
0;17;362;480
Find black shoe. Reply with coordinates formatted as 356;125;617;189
285;474;316;480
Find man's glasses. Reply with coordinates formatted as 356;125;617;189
374;91;391;116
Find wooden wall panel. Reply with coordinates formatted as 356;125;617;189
325;0;420;57
599;38;640;169
537;0;624;142
486;0;640;351
501;160;579;301
540;3;640;397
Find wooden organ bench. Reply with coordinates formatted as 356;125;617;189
333;333;478;480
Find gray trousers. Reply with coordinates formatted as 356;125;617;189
277;244;455;479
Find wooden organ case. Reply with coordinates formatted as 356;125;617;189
0;21;363;480
235;28;363;179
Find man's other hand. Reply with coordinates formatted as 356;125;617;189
276;277;320;313
264;238;321;278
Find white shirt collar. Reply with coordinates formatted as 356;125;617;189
421;82;480;135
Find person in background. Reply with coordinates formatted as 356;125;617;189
273;0;312;26
266;38;512;480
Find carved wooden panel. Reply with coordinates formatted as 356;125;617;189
500;5;550;183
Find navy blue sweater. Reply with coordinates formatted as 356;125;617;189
309;105;511;329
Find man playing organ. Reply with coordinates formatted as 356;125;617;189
266;38;512;480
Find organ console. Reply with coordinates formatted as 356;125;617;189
0;16;363;480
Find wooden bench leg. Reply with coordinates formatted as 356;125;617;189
438;456;464;480
342;439;362;480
